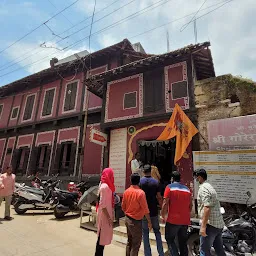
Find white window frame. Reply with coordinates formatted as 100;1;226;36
0;103;4;120
123;91;137;110
62;80;79;114
22;93;37;122
40;87;56;119
10;106;20;120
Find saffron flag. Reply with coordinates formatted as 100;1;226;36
157;104;199;164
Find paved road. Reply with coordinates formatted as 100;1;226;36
0;206;126;256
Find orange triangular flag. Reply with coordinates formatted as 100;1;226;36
157;104;199;164
157;107;178;141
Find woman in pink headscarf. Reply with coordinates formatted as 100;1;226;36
95;168;115;256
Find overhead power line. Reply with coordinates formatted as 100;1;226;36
0;0;80;55
46;0;74;25
180;0;208;32
0;0;234;80
0;0;123;71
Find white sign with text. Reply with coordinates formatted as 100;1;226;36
109;128;127;194
193;150;256;204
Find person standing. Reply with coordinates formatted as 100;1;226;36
194;169;226;256
131;152;143;177
161;171;192;256
94;168;115;256
140;164;164;256
151;163;161;183
0;166;16;220
122;173;152;256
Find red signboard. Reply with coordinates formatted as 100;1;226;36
208;114;256;150
90;129;107;147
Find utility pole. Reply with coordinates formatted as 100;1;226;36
194;19;198;44
166;30;170;52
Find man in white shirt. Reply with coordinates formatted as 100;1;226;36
131;152;143;177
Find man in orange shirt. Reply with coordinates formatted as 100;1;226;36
122;173;152;256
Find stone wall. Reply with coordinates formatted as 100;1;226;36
194;74;256;214
195;74;256;150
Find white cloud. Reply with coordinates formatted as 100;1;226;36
79;0;256;80
1;0;256;84
3;41;87;74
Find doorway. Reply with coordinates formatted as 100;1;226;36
138;138;176;183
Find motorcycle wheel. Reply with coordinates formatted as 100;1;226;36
188;233;200;256
14;201;27;215
54;208;67;219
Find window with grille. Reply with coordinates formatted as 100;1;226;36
123;92;137;109
11;107;19;119
23;95;35;120
64;82;78;112
171;81;188;99
42;88;55;116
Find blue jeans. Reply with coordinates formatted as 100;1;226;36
165;222;188;256
200;225;226;256
142;216;164;256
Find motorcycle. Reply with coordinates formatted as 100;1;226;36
50;187;81;219
188;191;256;256
50;184;121;219
14;179;60;215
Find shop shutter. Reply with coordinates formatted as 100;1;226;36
22;148;30;172
54;144;62;172
42;89;55;116
68;143;77;175
11;149;21;171
43;145;51;170
28;147;39;174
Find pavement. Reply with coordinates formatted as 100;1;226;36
0;205;127;256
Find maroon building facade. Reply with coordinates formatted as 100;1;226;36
85;42;215;193
0;39;147;182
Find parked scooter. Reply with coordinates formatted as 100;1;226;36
187;192;256;256
12;175;57;206
14;178;60;214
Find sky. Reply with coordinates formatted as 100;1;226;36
0;0;255;87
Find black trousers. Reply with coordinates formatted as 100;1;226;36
95;233;105;256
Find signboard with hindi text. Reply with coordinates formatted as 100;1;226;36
208;114;256;151
109;128;127;194
193;150;256;204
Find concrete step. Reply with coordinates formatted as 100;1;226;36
113;225;168;252
113;233;169;256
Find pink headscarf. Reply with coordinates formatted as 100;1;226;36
101;168;115;208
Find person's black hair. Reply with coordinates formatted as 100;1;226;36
171;171;181;182
135;152;140;157
194;169;207;180
131;173;140;185
143;164;151;174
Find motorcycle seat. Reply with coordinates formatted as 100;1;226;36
58;190;79;199
24;187;44;195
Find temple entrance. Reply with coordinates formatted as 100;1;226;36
138;138;176;186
